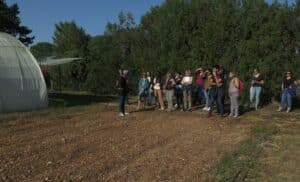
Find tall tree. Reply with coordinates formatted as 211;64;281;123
52;21;90;90
0;0;34;45
30;42;54;62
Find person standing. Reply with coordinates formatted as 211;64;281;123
228;72;240;117
215;65;225;116
146;72;153;106
195;68;206;108
153;72;165;110
164;72;175;111
278;71;297;113
250;68;264;110
182;70;193;111
116;69;129;117
174;72;184;111
137;72;150;111
208;68;223;117
203;69;211;111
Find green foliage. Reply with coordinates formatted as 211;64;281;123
32;0;299;99
0;0;34;45
30;42;54;61
212;123;279;181
85;12;137;94
51;21;90;90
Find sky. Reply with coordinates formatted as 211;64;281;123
6;0;164;44
6;0;295;44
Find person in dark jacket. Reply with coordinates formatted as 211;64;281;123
174;72;184;111
116;69;129;117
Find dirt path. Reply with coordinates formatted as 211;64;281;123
0;105;252;181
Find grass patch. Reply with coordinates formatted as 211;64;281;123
210;123;279;181
257;124;300;181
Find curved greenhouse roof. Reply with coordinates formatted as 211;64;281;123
0;32;48;113
0;32;26;47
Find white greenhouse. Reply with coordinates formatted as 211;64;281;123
0;32;48;113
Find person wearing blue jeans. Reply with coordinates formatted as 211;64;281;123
175;72;184;111
203;69;212;111
195;68;206;108
208;87;225;117
278;71;296;113
208;68;224;117
249;68;264;110
203;89;210;109
146;72;153;105
280;90;292;111
216;87;224;115
117;69;129;117
250;86;262;110
137;72;150;111
119;94;127;114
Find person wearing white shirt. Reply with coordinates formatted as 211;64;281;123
181;70;193;111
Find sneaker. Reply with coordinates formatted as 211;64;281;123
202;107;207;111
229;113;234;117
119;113;125;117
125;112;129;115
220;114;226;118
234;115;238;118
277;108;283;112
286;108;291;113
206;107;211;111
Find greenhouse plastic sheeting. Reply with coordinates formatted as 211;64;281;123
0;32;48;113
40;57;81;66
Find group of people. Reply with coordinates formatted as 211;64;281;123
117;66;298;117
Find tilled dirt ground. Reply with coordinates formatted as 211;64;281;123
0;105;252;181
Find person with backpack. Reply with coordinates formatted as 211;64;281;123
249;68;264;110
116;69;129;117
164;72;176;111
137;72;150;111
277;71;297;113
228;72;240;117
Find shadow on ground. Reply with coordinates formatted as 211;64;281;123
48;92;118;107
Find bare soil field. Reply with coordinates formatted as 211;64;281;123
0;104;286;181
